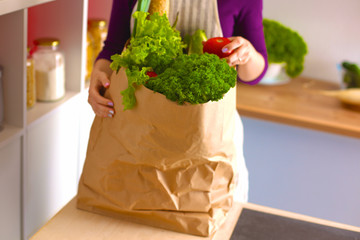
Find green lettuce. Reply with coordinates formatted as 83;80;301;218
121;67;152;110
110;11;184;110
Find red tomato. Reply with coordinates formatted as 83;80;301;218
202;37;232;58
146;71;158;78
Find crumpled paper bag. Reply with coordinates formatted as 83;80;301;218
77;67;238;237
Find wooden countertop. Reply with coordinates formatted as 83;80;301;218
31;198;360;240
236;77;360;138
30;198;240;240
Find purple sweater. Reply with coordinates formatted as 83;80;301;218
98;0;268;85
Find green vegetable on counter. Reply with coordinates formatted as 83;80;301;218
341;61;360;88
145;53;237;104
263;19;308;78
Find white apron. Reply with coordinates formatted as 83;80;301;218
131;0;249;202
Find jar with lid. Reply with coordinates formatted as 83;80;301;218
86;31;94;82
26;47;36;109
86;19;107;82
33;38;65;102
0;65;4;132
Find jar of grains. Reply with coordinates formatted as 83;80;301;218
86;31;94;82
0;66;4;131
33;38;65;102
26;48;36;109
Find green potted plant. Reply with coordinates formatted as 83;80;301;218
261;19;308;85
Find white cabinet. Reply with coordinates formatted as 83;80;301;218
0;0;92;239
24;96;81;239
0;139;21;240
78;90;95;180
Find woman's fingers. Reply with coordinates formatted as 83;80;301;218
88;86;115;118
231;47;251;66
88;71;114;118
223;37;253;67
97;71;111;89
224;37;244;51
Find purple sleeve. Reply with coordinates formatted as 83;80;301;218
218;0;268;85
96;0;135;61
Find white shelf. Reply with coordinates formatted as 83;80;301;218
0;124;23;149
0;0;54;16
27;91;78;126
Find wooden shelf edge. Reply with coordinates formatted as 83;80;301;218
26;91;79;126
236;77;360;139
0;0;55;16
237;106;360;139
0;124;23;149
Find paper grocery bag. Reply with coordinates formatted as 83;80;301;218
77;67;238;237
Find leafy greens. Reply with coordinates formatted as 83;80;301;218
110;11;184;74
145;53;237;104
263;19;307;78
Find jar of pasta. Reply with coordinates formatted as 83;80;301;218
86;19;107;82
0;65;4;131
33;38;65;102
26;48;36;109
86;31;94;82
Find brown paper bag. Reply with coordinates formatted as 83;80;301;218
77;67;238;237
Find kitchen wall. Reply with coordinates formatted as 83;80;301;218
263;0;360;84
88;0;112;22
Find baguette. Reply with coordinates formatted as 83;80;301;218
319;89;360;106
148;0;169;16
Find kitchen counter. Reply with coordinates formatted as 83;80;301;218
30;197;360;240
236;77;360;138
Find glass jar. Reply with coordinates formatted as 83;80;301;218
26;48;36;109
86;19;107;82
33;38;65;102
0;65;4;131
86;31;94;82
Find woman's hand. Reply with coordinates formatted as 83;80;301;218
88;59;115;118
222;37;254;66
222;36;265;81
